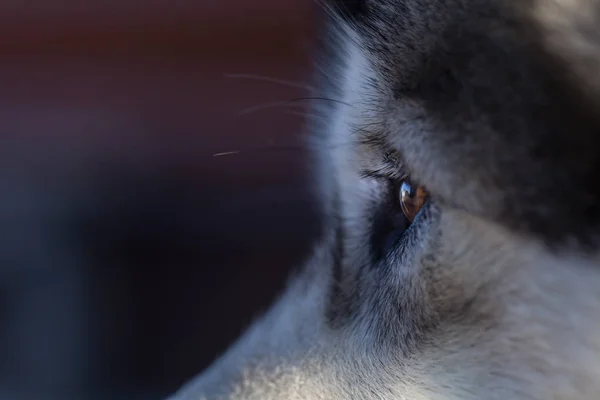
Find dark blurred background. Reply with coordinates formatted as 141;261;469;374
0;1;320;399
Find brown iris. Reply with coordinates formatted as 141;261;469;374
399;181;428;222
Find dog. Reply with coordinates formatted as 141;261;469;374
169;1;600;398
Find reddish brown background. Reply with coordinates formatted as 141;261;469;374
0;1;320;399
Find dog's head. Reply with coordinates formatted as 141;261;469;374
171;1;600;398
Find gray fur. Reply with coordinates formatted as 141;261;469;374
169;1;600;399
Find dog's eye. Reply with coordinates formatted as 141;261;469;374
399;181;428;222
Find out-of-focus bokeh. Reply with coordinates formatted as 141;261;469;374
0;1;319;399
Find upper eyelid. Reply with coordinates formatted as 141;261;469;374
357;143;408;180
358;168;408;182
358;154;408;180
358;169;388;180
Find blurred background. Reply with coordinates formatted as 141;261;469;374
0;1;320;399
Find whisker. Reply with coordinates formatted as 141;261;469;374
213;151;242;157
213;144;307;158
238;96;352;116
286;110;321;119
238;101;307;116
313;0;339;22
224;73;315;92
291;96;353;107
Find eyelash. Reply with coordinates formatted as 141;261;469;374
358;169;407;181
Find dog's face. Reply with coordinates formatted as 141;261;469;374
171;1;600;399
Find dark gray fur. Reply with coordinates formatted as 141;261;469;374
333;0;600;248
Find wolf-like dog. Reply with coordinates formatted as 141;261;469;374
170;1;600;398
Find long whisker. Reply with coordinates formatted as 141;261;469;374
286;110;321;119
291;96;353;107
313;0;340;22
224;73;315;92
238;96;352;116
237;101;307;116
213;151;242;157
213;144;307;158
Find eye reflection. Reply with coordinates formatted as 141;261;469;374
399;181;428;222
